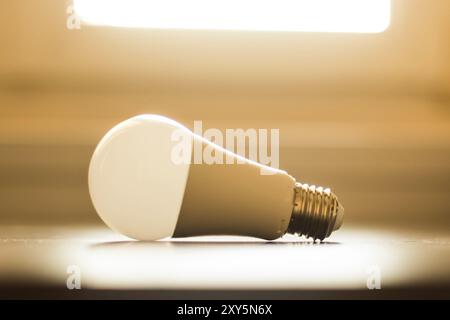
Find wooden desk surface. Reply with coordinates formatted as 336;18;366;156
0;225;449;299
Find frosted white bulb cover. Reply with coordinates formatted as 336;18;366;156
88;115;192;240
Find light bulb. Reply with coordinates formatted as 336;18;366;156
88;115;344;241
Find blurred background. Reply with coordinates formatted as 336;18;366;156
0;0;449;232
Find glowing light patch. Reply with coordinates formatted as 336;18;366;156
73;0;391;33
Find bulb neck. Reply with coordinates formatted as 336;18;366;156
287;182;343;241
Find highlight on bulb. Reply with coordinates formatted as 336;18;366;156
170;120;280;175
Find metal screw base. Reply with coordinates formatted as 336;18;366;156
287;182;343;241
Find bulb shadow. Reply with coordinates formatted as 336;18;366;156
89;239;341;250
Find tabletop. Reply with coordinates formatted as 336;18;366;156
1;224;449;299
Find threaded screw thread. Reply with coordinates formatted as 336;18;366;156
287;182;342;241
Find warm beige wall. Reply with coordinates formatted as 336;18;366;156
0;0;449;91
0;0;449;146
0;0;449;230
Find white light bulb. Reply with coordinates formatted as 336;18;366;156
88;115;344;241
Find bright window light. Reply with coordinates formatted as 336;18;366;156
73;0;391;33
